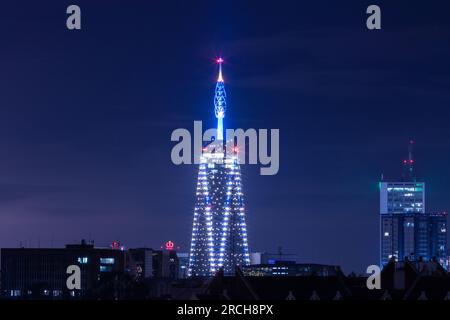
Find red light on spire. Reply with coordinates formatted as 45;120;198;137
216;58;224;82
165;240;174;251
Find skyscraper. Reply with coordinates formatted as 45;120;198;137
379;142;425;216
188;60;250;277
380;142;447;268
380;211;447;267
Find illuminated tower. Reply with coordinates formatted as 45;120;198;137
188;59;250;277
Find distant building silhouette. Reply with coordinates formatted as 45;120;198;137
242;261;341;277
0;240;125;299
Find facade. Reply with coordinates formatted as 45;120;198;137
1;243;186;299
380;142;447;268
250;251;298;265
381;212;447;266
126;248;154;280
153;250;179;279
177;252;189;279
242;262;341;277
0;240;125;299
446;252;450;270
415;213;447;264
188;60;250;277
379;182;425;214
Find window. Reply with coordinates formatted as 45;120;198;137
100;258;115;264
10;290;21;297
100;265;113;272
77;257;88;264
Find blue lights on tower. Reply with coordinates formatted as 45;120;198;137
214;58;226;141
188;60;250;277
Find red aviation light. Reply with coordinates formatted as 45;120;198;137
165;240;174;250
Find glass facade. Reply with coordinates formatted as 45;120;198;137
380;182;425;214
380;181;447;269
380;212;447;268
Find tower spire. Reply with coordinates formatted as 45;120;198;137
214;58;226;141
217;58;224;82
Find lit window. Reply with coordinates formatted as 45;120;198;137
100;265;113;272
77;257;88;264
100;258;115;264
384;232;390;237
11;290;21;297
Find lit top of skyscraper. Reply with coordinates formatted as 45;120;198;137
214;58;226;141
188;60;250;277
380;141;425;215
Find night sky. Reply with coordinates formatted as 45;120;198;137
1;0;450;273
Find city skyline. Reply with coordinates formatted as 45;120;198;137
1;1;450;274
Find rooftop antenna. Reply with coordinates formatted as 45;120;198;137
402;140;415;181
